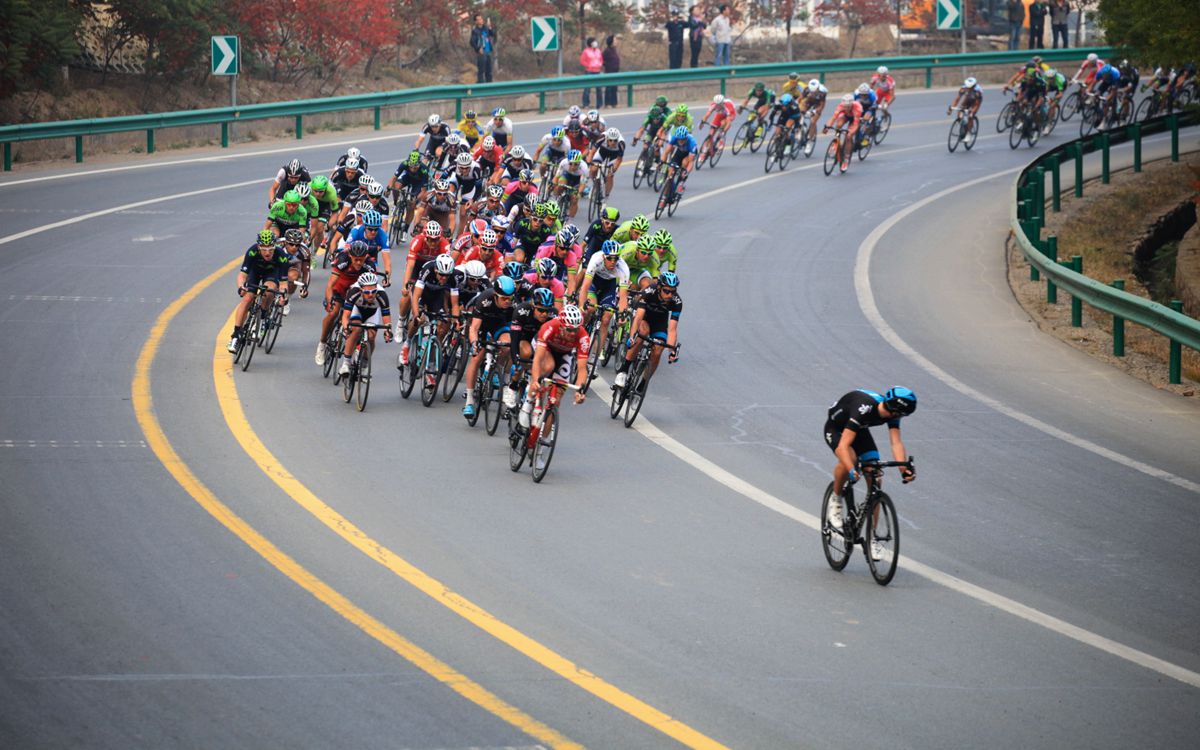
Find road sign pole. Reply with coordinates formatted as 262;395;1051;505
556;17;563;109
230;74;237;142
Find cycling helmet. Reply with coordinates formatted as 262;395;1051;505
433;178;451;192
284;228;304;244
602;206;620;222
658;270;679;288
449;132;466;148
464;109;476;119
877;66;888;75
283;189;300;204
427;114;441;126
523;193;539;211
494;276;516;296
542;202;561;219
585;108;600;122
675;103;688;115
550;125;565;139
788;72;799;80
883;386;917;416
518;168;535;182
713;94;725;105
492;107;507;118
601;239;621;257
566;118;581;131
482;135;496;150
423;220;442;239
605;127;620;141
555;228;572;247
536;257;556;277
486;183;504;199
509;144;527;159
344;156;361;171
434;253;455;275
532;287;555;309
672;126;689;140
455;152;473;168
357;271;379;288
1032;55;1044;65
469;218;488;237
492;215;511;232
561;304;583;327
567;149;583;164
655;95;668;107
856;83;870;94
504;261;526;280
635;234;655;253
464;259;487;279
1087;52;1098;63
366;181;383;197
311;175;330;192
354;199;373;213
841;93;855;104
652;229;672;248
480;229;499;248
753;81;765;90
406;150;422;166
362;210;382;229
348;240;369;257
357;173;374;187
780;94;794;106
295;183;311;199
648;105;664;120
346;147;361;161
809;78;821;90
285;159;303;176
964;77;977;87
630;214;650;233
257;229;275;246
564;223;580;241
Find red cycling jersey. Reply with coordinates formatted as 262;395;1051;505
871;74;896;104
408;234;450;266
460;245;504;277
704;100;737;127
536;316;591;357
829;101;863;128
471;143;505;166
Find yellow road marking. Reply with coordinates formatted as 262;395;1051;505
212;309;731;750
133;258;582;750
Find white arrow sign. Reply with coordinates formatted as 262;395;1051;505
531;17;558;52
937;0;961;30
212;36;238;75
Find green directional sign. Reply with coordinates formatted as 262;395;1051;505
211;35;239;75
530;16;559;52
936;0;962;30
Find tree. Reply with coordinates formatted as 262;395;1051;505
1096;0;1199;64
0;0;83;97
832;0;893;57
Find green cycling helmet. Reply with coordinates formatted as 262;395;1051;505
648;106;664;120
283;189;301;203
754;81;765;90
310;175;329;192
602;206;620;222
635;235;655;253
655;95;668;107
257;229;275;247
675;103;688;114
630;214;650;233
406;149;422;165
652;229;673;248
542;201;561;219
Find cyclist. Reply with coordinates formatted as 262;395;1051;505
486;107;514;149
460;228;505;279
389;150;432;234
534;126;571;183
612;270;681;390
662;126;697;196
1170;62;1196;99
699;94;737;153
1087;62;1122;124
269;159;310;207
415;114;451;166
581;205;620;267
581;109;608;150
334;178;390;237
457;109;482;148
265;189;309;238
947;76;984;121
344;209;391;283
619;234;661;292
822;387;917;529
228;231;291;353
336;271;393;377
517;303;589;427
468;183;506;225
462;275;517;419
799;79;828;144
327;198;372;253
576;239;630;355
780;72;804;100
472;134;505;182
1045;68;1068;119
334;146;368;173
650;228;678;274
397;220;449;326
852;83;878;145
411;178;458;239
1116;59;1140;112
401;252;461;367
1071;52;1106;86
1005;64;1048;125
447;151;485;234
505;287;558;409
589;127;626;199
822;94;863;173
769;93;803;150
611;213;650;245
633;105;668;146
330;156;363;201
535;227;583;289
512;201;559;264
316;240;376;365
552;149;587;219
307;175;340;251
502;169;539;215
564;117;591;152
741;81;776;131
659;104;694;152
280;228;310;315
494;144;534;187
520;257;568;309
870;65;896;111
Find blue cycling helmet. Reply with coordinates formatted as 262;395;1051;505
567;149;583;164
672;126;689;140
601;239;621;257
550;126;565;138
494;276;517;296
658;271;679;288
503;261;526;279
883;386;918;416
780;93;794;106
564;222;580;241
555;228;573;247
362;210;382;228
531;287;555;309
1098;64;1114;77
536;257;557;277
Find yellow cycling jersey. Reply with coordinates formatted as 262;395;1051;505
781;80;803;98
458;118;481;140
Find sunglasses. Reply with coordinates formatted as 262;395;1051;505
495;293;513;302
361;288;378;295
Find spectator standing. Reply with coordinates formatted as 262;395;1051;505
665;9;686;69
1050;0;1071;48
602;35;621;108
711;5;733;67
1028;1;1047;49
470;15;495;83
1006;0;1025;50
687;5;706;68
580;37;604;108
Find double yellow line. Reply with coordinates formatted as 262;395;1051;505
133;257;729;749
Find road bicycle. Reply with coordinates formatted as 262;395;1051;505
586;160;616;223
464;338;506;435
538;158;559;197
1135;85;1175;121
793;110;817;160
820;457;915;586
339;321;387;412
231;284;277;372
823;125;868;175
654;163;686;220
1059;81;1086;121
731;107;768;154
868;103;892;145
321;313;344;379
631;137;659;190
554;184;579;222
398;312;449;406
1009;98;1043;149
946;107;979;153
387;186;418;246
763;122;797;173
509;377;580;483
609;334;678;428
695;123;726;169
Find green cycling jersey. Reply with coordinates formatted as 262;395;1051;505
655;241;678;273
619;242;660;283
662;111;694;133
268;200;309;229
611;220;647;246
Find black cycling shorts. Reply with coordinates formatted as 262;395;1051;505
822;421;881;463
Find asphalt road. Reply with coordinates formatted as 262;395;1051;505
2;85;1198;749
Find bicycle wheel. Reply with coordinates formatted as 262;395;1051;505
865;492;899;586
997;101;1015;132
651;161;668;192
823;138;839;176
696;136;711;169
710;134;725;166
240;306;261;372
778;133;794;170
856;132;872;161
963;116;978;150
398;341;418;398
947;118;962;153
1079;107;1098;137
420;338;442;407
263;304;283;354
342;358;355;403
623;365;649;428
441;333;466;402
1009;117;1025;148
1134;96;1156;123
322;329;338;378
531;404;559;483
355;347;372;412
731;121;751;155
873;110;892;144
749;121;767;152
1060;89;1081;120
483;378;503;435
820;482;852;571
466;375;483;427
508;422;528;471
632;148;649;189
1042;103;1058;136
666;181;680;217
609;379;626;419
654;176;672;220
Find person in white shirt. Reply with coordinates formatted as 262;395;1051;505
711;5;733;67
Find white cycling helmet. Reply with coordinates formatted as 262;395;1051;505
842;93;855;104
492;215;510;231
856;83;870;94
964;77;977;88
808;79;821;92
605;127;620;140
354;199;373;213
509;144;527;159
295;183;311;198
428;114;441;126
366;181;383;197
346;146;361;161
479;229;499;248
1087;53;1098;63
357;271;379;288
567;105;581;118
712;94;725;105
344;156;361;171
434;253;455;275
482;135;496;150
455;152;472;168
877;66;888;75
464;259;487;279
486;183;504;199
561;304;583;327
445;132;462;147
423;220;442;239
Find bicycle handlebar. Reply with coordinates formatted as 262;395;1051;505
538;377;580;391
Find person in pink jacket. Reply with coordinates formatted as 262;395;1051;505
580;37;604;109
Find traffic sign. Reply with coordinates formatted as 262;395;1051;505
211;35;239;75
936;0;961;30
530;16;559;52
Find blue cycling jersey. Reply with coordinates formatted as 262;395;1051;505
346;224;391;252
1097;65;1121;84
855;90;877;111
670;134;698;154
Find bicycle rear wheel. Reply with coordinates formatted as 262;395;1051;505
865;492;899;586
240;307;261;372
997;101;1015;132
1060;89;1081;120
356;348;372;411
873;111;892;144
820;482;852;571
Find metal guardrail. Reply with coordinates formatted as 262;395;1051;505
0;47;1110;171
1011;107;1200;383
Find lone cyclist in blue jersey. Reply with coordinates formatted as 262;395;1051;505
823;387;918;525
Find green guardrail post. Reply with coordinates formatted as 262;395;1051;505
295;115;303;140
146;129;155;154
1111;280;1125;356
1131;123;1142;172
1073;143;1084;198
1169;300;1184;383
627;84;633;108
1170;114;1180;162
539;91;546;114
1050;154;1061;212
374;106;381;131
925;67;932;88
1033;166;1046;223
1071;255;1083;326
720;79;727;97
75;135;83;163
819;71;825;85
1046;236;1058;303
1100;132;1110;184
455;98;462;121
3;142;11;171
1017;198;1027;222
221;122;229;148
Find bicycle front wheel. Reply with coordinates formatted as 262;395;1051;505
1060;89;1081;120
263;304;283;354
1009;118;1025;149
731;121;751;155
356;348;372;411
873;111;892;144
820;482;852;571
421;339;442;407
240;307;261;372
399;345;418;398
710;135;725;166
531;405;559;483
483;378;502;435
823;138;838;176
623;368;649;428
763;136;778;173
865;492;899;586
342;360;355;403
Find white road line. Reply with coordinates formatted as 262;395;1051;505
592;375;1200;688
8;295;164;303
